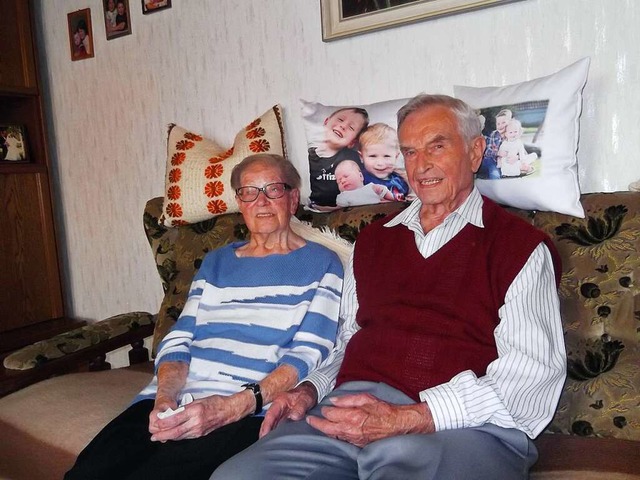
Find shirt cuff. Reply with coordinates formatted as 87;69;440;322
419;381;466;432
299;370;334;401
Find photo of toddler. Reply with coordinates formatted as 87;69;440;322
358;123;408;201
497;119;538;177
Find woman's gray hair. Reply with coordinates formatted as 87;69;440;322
397;94;483;144
230;154;301;190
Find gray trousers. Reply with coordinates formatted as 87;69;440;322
211;381;538;480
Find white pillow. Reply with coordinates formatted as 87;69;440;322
300;98;413;210
454;57;590;218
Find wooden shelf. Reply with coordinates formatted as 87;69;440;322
1;0;67;351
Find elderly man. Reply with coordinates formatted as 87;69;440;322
211;94;566;480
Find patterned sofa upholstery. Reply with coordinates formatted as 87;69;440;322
0;192;638;479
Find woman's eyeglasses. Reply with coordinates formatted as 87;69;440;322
235;182;292;202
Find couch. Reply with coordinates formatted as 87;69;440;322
0;192;638;480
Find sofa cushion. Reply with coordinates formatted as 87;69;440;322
533;192;640;440
455;58;590;218
0;365;153;480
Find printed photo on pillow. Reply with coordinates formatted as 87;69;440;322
477;100;549;181
301;98;414;211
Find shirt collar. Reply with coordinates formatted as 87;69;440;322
385;186;485;229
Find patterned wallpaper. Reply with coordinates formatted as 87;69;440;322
33;0;640;323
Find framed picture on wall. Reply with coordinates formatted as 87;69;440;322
104;0;133;40
320;0;526;41
67;8;94;61
142;0;172;14
0;125;29;163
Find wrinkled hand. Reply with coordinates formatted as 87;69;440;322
306;393;434;448
259;382;318;438
150;392;252;442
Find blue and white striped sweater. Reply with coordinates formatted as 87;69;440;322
135;240;343;411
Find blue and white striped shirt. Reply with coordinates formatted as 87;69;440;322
136;241;344;412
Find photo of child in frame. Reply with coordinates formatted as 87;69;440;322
67;9;94;61
477;100;549;180
0;125;28;162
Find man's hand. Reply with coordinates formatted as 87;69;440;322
150;391;254;442
259;382;318;438
306;393;435;448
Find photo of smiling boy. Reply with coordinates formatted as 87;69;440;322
358;123;408;201
308;107;369;208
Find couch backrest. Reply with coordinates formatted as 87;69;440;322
144;191;640;440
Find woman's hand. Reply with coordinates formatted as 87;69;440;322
150;390;255;442
259;382;318;437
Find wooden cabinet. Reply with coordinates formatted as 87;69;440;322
0;0;69;347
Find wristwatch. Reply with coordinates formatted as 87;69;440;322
242;383;263;415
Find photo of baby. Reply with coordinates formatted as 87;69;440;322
477;100;548;180
335;159;396;207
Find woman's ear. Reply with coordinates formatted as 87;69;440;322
289;188;301;214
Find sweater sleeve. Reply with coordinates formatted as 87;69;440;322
278;248;344;380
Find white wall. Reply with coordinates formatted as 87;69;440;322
34;0;640;323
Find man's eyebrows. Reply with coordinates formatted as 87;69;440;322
400;134;449;150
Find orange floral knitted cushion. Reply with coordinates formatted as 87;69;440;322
160;105;286;226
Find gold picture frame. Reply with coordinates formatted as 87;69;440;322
321;0;526;41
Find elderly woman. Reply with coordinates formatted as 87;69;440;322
65;154;344;480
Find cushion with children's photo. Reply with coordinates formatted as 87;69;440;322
160;105;286;226
454;57;590;218
300;97;413;211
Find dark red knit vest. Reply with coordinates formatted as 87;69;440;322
336;197;561;401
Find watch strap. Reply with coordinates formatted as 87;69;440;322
242;383;263;415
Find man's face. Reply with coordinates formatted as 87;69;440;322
360;141;398;179
496;115;509;134
117;2;125;14
78;28;86;40
335;161;363;192
399;105;483;214
324;110;366;149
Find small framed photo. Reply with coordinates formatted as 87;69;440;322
104;0;132;40
142;0;172;14
68;8;94;61
0;125;28;163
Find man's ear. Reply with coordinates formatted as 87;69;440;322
323;117;329;126
470;136;485;172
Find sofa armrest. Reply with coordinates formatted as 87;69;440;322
0;312;155;397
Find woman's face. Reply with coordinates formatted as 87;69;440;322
235;161;299;237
